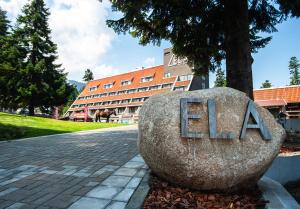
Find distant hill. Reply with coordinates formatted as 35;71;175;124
69;80;86;91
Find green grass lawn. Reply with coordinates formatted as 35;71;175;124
0;112;125;140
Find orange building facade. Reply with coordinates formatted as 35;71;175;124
254;85;300;118
66;48;209;123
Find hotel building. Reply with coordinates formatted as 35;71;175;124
65;48;209;123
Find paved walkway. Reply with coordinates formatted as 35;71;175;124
0;125;146;209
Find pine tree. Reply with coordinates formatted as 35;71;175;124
12;0;73;115
289;56;300;85
0;8;24;109
214;68;226;87
83;69;94;82
261;80;272;88
0;8;9;36
106;0;300;98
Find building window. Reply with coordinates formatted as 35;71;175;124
118;107;126;114
127;89;137;94
121;99;130;104
118;90;126;95
138;87;148;92
100;93;107;97
149;85;160;90
87;103;94;106
111;100;120;104
144;97;149;101
132;98;143;103
109;92;116;96
104;83;113;89
121;80;132;86
90;86;97;91
174;86;186;91
85;95;92;99
178;74;193;81
129;106;138;114
162;83;172;88
94;102;101;106
141;76;153;82
164;73;171;78
102;101;110;105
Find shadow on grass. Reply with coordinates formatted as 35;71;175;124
0;123;71;141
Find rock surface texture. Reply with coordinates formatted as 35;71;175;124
138;87;285;191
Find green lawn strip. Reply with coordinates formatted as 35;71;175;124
0;112;124;140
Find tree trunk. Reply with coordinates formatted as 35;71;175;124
29;104;34;116
224;0;254;99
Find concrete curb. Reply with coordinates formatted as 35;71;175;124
259;176;300;209
265;153;300;185
0;125;137;143
125;171;150;209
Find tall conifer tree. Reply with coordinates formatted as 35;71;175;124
289;56;300;85
261;80;272;88
0;8;24;109
12;0;73;115
0;8;9;36
83;69;94;82
214;68;227;87
106;0;300;98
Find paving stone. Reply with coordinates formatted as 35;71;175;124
72;172;90;177
113;188;135;202
40;170;57;175
102;165;119;171
0;168;7;174
72;186;94;196
61;185;82;195
35;206;50;209
0;178;20;186
85;181;99;187
130;156;144;163
123;161;144;169
68;197;110;209
21;189;48;203
91;170;105;177
5;203;26;209
113;168;137;177
44;195;80;208
101;176;131;187
0;200;14;209
86;185;122;199
33;193;59;205
105;201;127;209
126;177;142;189
1;189;32;202
63;166;78;170
0;187;18;197
135;169;147;178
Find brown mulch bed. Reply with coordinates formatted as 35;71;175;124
143;175;267;209
280;145;300;153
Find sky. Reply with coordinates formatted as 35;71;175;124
0;0;299;89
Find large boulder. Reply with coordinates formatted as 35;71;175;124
138;87;285;191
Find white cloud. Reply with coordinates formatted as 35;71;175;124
93;64;120;79
144;57;156;67
0;0;27;21
0;0;115;81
